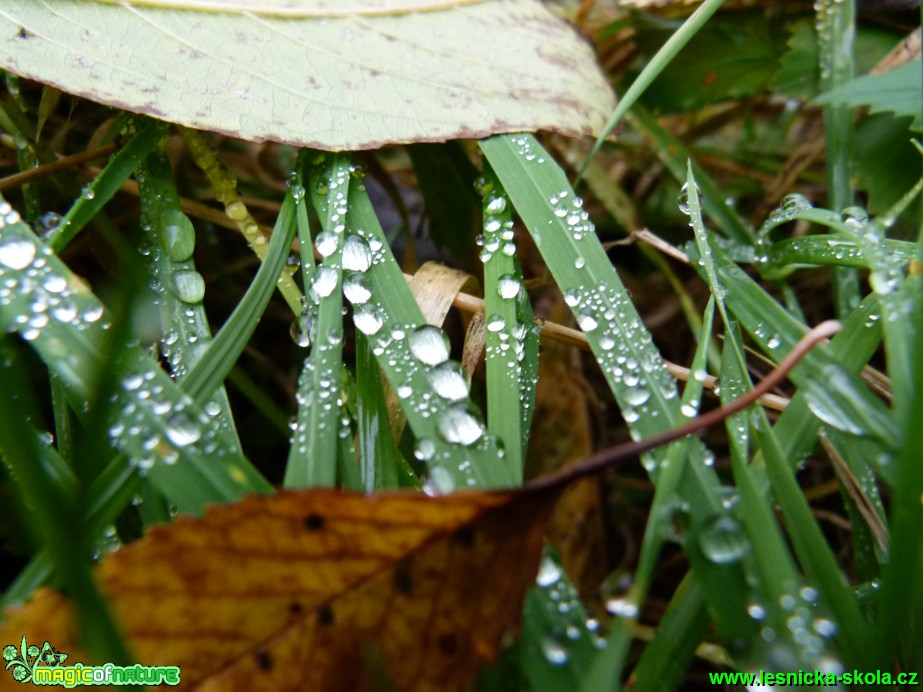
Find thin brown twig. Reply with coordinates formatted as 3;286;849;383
0;143;118;191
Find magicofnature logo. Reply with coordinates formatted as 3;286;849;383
3;637;67;683
3;637;179;687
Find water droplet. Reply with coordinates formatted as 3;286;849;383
536;556;562;587
677;181;702;215
563;289;581;307
165;412;201;447
486;315;506;333
699;515;748;564
161;208;196;262
576;313;598;332
342;234;372;272
315;231;339;258
312;266;339;297
409;325;450;365
290;313;314;347
172;269;205;303
605;597;639;618
624;387;650;406
813;618;837;637
414;438;436;461
540;637;569;665
343;272;372;304
497;274;521;300
485;195;507;215
437;405;484;446
43;274;67;294
353;304;383;335
781;193;810;216
748;603;767;621
428;362;468;401
0;237;36;269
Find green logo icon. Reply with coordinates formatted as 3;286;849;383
3;637;67;684
3;636;180;686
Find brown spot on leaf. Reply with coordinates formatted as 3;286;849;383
304;513;325;530
254;651;273;671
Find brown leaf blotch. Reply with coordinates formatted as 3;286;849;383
288;601;303;615
452;525;475;547
254;650;273;671
303;513;325;530
394;564;413;595
437;633;458;657
317;604;335;626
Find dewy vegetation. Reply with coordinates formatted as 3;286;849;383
0;0;921;689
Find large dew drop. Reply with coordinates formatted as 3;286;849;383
161;208;196;262
437;405;484;446
0;237;36;270
315;231;339;258
165;412;202;447
172;270;205;304
428;362;468;401
699;515;749;564
409;325;450;366
312;266;339;298
343;273;372;304
353;304;384;335
497;274;521;300
341;234;372;272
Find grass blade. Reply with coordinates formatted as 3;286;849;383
285;153;351;488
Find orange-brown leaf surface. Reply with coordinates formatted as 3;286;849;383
0;487;559;691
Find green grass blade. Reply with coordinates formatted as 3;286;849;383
0;196;270;513
481;135;684;444
137;143;242;453
308;155;512;491
817;0;860;318
873;222;923;668
479;165;537;481
630;578;712;692
628;107;752;244
689;241;898;447
181;192;297;409
47;118;169;252
355;334;417;490
757;423;873;668
285;153;351;488
0;340;131;665
520;550;600;690
581;0;728;175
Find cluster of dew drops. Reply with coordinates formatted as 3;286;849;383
0;201;203;472
285;160;498;492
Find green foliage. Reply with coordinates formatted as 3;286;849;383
1;1;921;688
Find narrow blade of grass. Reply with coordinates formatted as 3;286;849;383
479;165;538;481
285;153;350;488
0;196;270;513
581;0;729;175
138;143;242;453
307;155;513;491
47;118;169;252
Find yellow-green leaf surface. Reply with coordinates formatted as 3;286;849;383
0;0;615;150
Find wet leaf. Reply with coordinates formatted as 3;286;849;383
0;0;615;150
0;487;558;691
813;60;922;130
0;323;837;690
